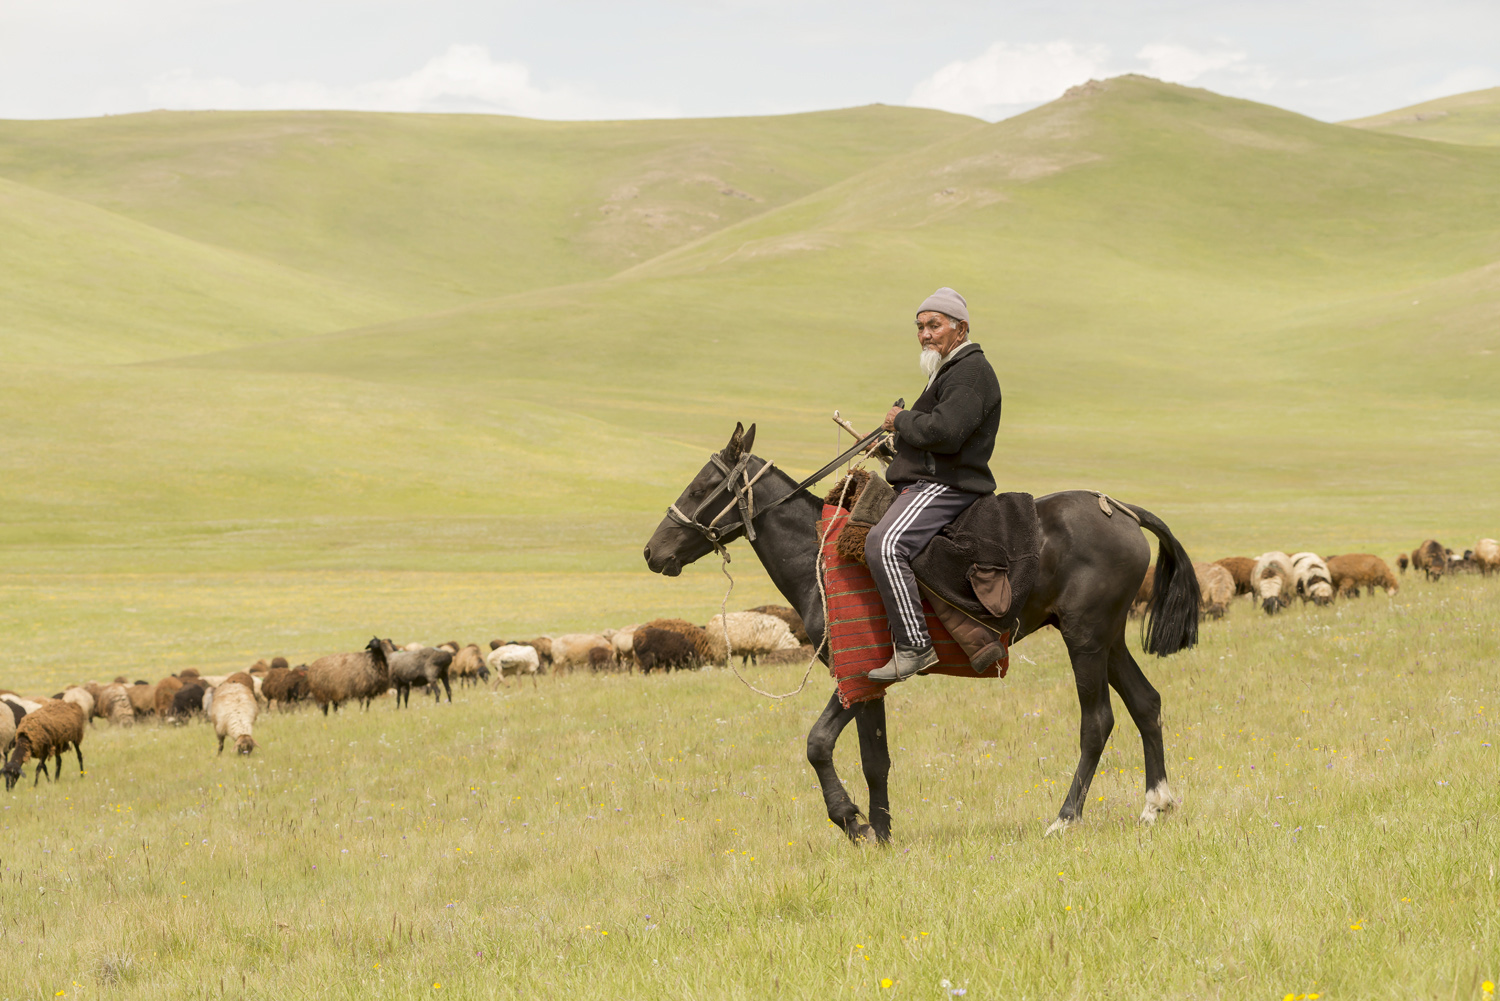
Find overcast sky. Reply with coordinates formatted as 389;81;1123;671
3;0;1497;123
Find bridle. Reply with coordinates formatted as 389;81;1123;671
666;425;891;555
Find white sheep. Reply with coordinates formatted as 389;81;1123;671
1290;552;1335;606
611;627;638;668
211;681;259;755
61;687;96;726
0;701;15;754
704;611;801;666
485;644;541;683
1475;538;1499;576
549;633;614;673
1252;552;1296;615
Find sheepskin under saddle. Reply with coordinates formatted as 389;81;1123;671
820;470;1041;707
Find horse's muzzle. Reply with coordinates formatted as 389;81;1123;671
643;544;681;577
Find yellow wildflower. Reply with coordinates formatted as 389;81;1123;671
881;979;894;989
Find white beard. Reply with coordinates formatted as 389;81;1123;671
919;347;944;380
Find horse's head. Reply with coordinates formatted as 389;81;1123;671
643;422;758;576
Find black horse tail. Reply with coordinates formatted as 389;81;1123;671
1119;502;1201;656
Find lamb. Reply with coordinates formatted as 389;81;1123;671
1251;552;1296;615
748;605;811;645
154;676;185;716
93;683;136;726
485;644;541;682
380;640;452;708
704;612;801;666
641;619;715;663
1412;540;1447;581
633;626;700;673
307;638;390;714
2;700;86;790
211;680;259;755
549;634;614;674
1193;563;1235;619
61;686;96;725
1290;553;1335;606
1475;538;1500;576
261;665;310;709
126;681;157;718
1326;554;1399;598
1213;557;1256;597
449;644;488;688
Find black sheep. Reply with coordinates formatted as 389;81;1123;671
634;627;699;673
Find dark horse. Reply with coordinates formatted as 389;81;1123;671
644;423;1201;841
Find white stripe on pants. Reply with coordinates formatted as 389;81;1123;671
865;481;983;649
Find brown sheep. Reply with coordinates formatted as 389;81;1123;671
1193;563;1235;619
1213;557;1256;597
248;659;270;675
261;665;310;709
127;682;157;718
450;644;487;687
1326;554;1399;598
270;656;290;671
748;605;811;644
1412;540;1447;581
1128;566;1155;619
223;671;256;691
641;619;715;662
307;638;390;715
523;637;554;671
179;668;201;680
3;701;86;790
154;676;185;717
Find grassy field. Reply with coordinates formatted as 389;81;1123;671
1;575;1496;999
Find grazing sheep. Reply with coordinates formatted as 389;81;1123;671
641;619;715;662
485;644;541;683
523;637;554;671
2;701;86;790
1396;552;1409;574
549;634;613;674
307;638;390;714
748;605;811;645
61;687;96;726
704;612;801;666
610;627;638;669
381;641;453;708
170;680;209;721
1213;557;1256;597
248;659;270;675
1412;540;1447;581
1291;553;1335;606
0;702;13;755
3;699;25;733
633;626;700;673
153;676;185;717
1193;563;1235;619
2;694;43;716
261;665;309;709
450;644;487;688
1252;552;1296;615
1326;554;1399;598
126;681;157;718
93;683;136;726
1128;565;1155;619
222;671;257;691
211;681;258;755
1474;538;1499;576
270;656;289;671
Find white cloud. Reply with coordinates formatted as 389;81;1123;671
1135;43;1247;84
144;44;676;120
907;41;1110;120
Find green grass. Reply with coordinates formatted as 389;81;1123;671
1346;87;1500;146
1;576;1496;998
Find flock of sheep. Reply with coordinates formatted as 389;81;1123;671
3;538;1493;792
1136;537;1499;620
0;608;811;790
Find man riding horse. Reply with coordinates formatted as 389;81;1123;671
866;287;1002;683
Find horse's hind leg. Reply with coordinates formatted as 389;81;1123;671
1107;637;1178;823
854;700;893;844
1048;637;1113;837
806;692;867;842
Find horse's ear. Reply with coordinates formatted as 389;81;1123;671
723;421;745;460
741;423;756;455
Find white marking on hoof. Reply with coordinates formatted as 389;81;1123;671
1139;780;1181;824
1043;816;1075;838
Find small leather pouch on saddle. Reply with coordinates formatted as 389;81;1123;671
833;474;895;565
966;564;1013;617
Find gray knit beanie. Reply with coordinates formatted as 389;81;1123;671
916;287;968;324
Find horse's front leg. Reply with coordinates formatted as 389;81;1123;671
806;691;866;842
854;699;893;843
1047;638;1113;837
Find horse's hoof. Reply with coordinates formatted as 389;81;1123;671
1139;781;1181;825
1043;817;1074;838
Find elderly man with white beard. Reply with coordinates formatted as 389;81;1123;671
865;287;1003;683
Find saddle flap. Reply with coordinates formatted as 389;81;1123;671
966;564;1013;617
847;474;895;527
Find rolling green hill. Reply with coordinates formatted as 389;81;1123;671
2;77;1498;585
1346;86;1500;146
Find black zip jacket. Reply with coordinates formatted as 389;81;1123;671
885;342;1001;494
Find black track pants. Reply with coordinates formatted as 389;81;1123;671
865;481;982;649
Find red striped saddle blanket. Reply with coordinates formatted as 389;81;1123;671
820;504;1008;707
